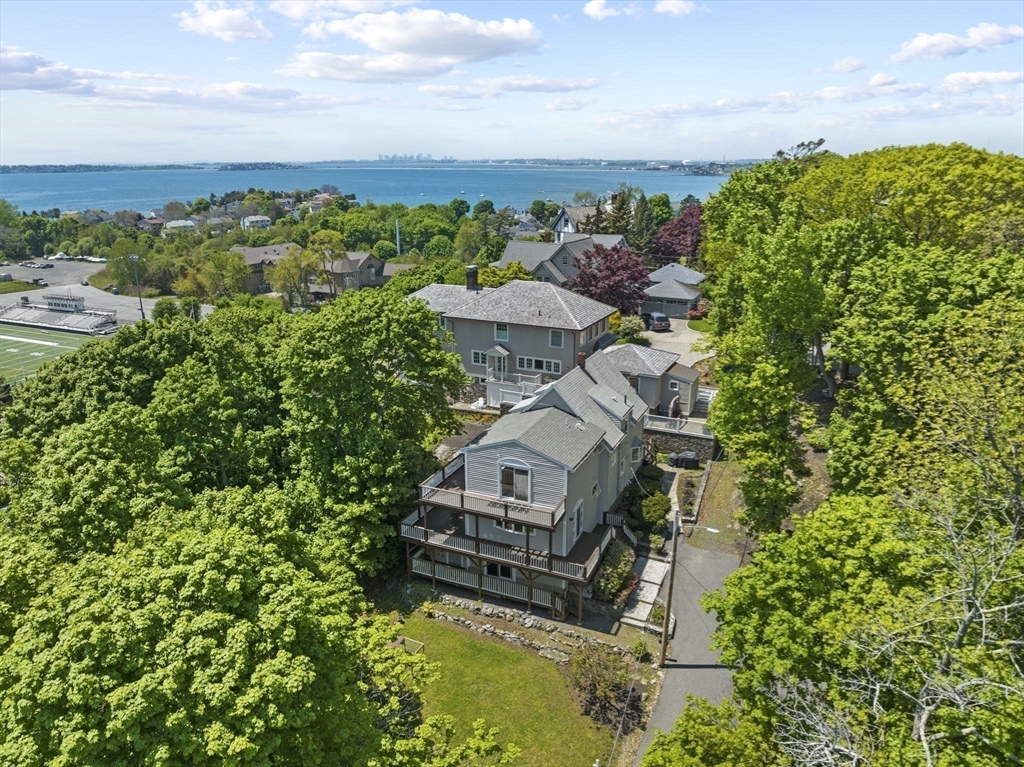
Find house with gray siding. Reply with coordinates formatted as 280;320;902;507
410;272;616;406
231;242;297;294
601;343;700;416
641;262;706;318
491;233;627;287
400;346;647;621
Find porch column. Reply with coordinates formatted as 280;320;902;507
526;571;534;614
405;541;411;581
429;548;436;587
577;583;584;625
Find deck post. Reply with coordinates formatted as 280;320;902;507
405;541;411;581
577;583;584;625
429;548;436;587
526;571;533;613
474;557;483;600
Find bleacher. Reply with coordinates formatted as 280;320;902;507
0;302;118;334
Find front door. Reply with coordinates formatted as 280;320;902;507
489;354;507;380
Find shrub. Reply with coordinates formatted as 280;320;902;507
649;533;665;553
618;315;646;340
656;452;668;464
685;299;708;320
640;476;662;496
593;539;637;602
567;645;644;732
806;426;830;452
632;638;651;663
642;492;671;527
609;311;622;334
649;600;665;625
639;464;665;481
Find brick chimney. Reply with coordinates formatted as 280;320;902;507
466;264;479;291
577;351;586;370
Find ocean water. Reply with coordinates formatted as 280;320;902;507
0;164;728;215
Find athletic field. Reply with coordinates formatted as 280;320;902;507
0;323;95;383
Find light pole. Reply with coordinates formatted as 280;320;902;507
659;516;719;667
128;254;145;320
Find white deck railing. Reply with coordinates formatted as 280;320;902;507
420;482;566;529
408;557;564;613
621;523;638;548
644;413;714;438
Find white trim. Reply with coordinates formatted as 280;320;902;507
631;446;642;463
668;380;680;391
592;481;601;497
494;519;527;535
498;461;531;503
516;355;562;374
549;329;564;349
471;350;486;366
573;499;584;542
494;322;509;341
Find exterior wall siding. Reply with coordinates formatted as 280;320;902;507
662;377;696;416
463;444;565;508
565;449;602;542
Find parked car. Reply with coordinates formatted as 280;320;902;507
640;312;671;331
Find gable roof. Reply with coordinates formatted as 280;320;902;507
601;343;679;378
231;243;298;266
327;252;380;274
562;205;596;224
492;241;566;271
409;283;495;314
383;262;414;277
647;262;706;286
667;362;700;383
562;233;627;249
470;407;603;470
515;351;648;451
443;280;614;330
645;279;702;301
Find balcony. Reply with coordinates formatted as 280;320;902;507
419;455;566;529
400;505;614;584
486;367;543;403
644;413;714;438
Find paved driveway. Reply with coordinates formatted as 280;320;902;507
634;542;738;765
643;319;713;368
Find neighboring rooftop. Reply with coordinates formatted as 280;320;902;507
470;406;604;470
410;283;495;315
667;362;700;382
648;262;705;286
230;243;297;266
644;279;702;301
383;262;415;277
601;343;679;378
443;280;614;331
492;240;563;271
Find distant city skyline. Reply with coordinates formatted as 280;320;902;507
0;1;1021;165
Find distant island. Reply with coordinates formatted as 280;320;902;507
217;162;307;172
1;164;200;174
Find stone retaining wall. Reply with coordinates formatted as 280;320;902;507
643;430;717;461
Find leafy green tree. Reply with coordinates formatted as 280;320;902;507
374;239;399;259
648;193;674;227
162;200;188;220
478;260;532;287
642;696;779;767
200;249;250;298
424;234;455;259
0;198;19;227
472;199;495;220
278;289;466;573
266;244;318;308
448;197;470;220
605;187;635;235
150;297;181;321
629;191;657;257
190;196;211;214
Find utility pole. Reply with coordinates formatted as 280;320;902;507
128;254;145;320
395;219;401;257
659;503;679;667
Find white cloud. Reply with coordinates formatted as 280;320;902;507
583;1;620;20
852;93;1022;120
891;22;1024;63
940;70;1024;94
418;75;602;99
285;8;541;83
268;1;413;22
869;72;897;86
279;52;459;82
176;1;272;42
546;97;594;110
653;0;696;15
304;9;540;59
0;45;186;93
829;55;865;73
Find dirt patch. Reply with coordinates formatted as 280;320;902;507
790;441;833;519
686;460;755;563
434;419;490;462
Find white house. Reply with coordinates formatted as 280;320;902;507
162;219;197;237
241;215;272;231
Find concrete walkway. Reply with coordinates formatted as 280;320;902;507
642;318;713;368
633;541;739;765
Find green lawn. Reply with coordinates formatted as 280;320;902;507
0;324;94;382
686;318;711;333
401;613;613;767
0;281;42;295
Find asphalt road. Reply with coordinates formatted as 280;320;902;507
634;541;739;764
643;318;714;368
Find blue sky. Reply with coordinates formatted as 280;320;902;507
1;0;1022;163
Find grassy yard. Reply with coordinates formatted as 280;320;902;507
0;281;42;295
686;318;711;333
400;612;613;767
686;460;753;561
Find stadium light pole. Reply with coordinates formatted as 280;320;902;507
128;254;145;320
659;516;719;667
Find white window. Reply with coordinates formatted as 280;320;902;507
516;356;561;374
495;323;509;341
549;329;563;348
500;466;530;501
471;350;486;366
540;276;551;283
485;562;514;579
561;252;569;265
592;482;601;497
438;314;446;329
669;380;680;391
631;446;642;463
494;519;526;534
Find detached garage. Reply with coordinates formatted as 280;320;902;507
642;279;702;318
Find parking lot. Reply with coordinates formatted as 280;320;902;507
8;259;109;287
642;318;714;367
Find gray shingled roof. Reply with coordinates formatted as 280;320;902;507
327;252;378;274
443;280;614;330
472;407;603;469
383;262;414;277
231;243;298;266
563;233;627;249
409;284;494;314
647;262;706;286
667;362;700;382
645;279;702;301
601;344;679;378
563;206;596;224
492;241;565;271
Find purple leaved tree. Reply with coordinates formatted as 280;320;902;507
566;245;650;315
651;203;702;265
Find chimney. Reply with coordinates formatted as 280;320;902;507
628;373;639;391
577;351;586;370
466;264;479;291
